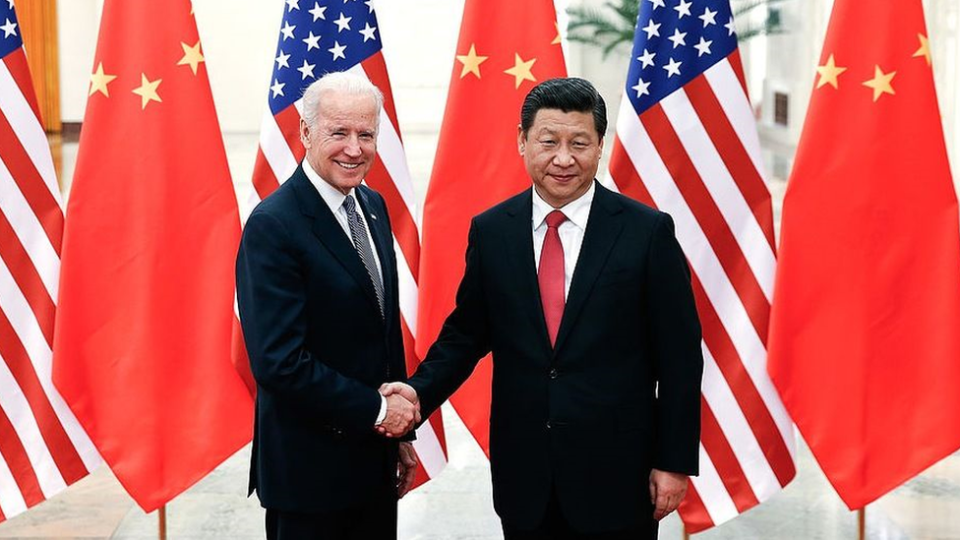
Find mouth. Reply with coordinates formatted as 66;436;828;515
550;174;577;183
335;161;362;170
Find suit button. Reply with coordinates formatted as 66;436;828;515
549;368;558;379
546;421;552;429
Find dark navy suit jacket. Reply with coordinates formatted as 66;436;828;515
236;164;407;512
410;182;703;533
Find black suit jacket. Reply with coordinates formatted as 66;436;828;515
236;165;407;512
410;182;703;533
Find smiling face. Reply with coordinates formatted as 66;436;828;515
519;108;604;208
300;90;379;194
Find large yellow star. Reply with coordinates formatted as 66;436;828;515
178;41;205;75
504;53;537;89
552;22;562;45
132;73;163;109
862;65;896;102
815;54;846;90
913;33;931;66
456;44;488;79
89;62;117;97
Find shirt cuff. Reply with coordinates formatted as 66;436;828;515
374;394;387;426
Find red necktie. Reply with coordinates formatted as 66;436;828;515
539;210;567;347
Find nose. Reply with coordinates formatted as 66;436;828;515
344;135;362;157
553;146;574;167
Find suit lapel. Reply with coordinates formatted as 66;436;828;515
291;169;382;315
553;183;624;355
504;190;553;354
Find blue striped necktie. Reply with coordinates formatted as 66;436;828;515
343;194;385;318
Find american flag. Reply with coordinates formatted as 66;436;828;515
250;0;446;481
606;0;796;531
0;2;99;523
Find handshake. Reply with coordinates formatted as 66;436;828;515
376;382;421;438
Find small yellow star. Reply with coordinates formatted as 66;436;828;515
552;22;562;45
913;33;931;66
862;65;896;102
815;54;846;90
178;41;205;75
504;53;537;89
456;44;488;79
132;73;163;109
88;62;117;97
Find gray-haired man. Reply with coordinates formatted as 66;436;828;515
237;72;419;540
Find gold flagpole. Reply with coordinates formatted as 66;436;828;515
159;505;167;540
682;524;690;540
858;507;866;540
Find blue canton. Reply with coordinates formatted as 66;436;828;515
268;0;382;115
626;0;738;115
0;1;23;60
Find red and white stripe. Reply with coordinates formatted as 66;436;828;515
606;50;795;532
249;55;447;481
0;48;100;523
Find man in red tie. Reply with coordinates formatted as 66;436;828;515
384;78;703;539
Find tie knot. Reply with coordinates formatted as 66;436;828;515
546;210;567;229
343;194;357;215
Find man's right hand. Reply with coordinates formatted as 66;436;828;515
378;392;419;438
380;382;419;406
377;382;420;438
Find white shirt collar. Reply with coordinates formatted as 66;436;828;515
532;180;596;231
303;159;356;214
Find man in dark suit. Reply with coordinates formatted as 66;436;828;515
383;77;703;539
236;72;419;540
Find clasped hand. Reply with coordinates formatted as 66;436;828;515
376;382;421;438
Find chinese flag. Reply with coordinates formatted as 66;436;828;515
52;0;252;511
416;0;566;453
767;0;960;509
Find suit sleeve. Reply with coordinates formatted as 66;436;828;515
409;218;493;417
646;212;704;475
236;210;381;433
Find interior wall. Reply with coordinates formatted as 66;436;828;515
57;0;100;123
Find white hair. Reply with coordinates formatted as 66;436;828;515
301;72;384;130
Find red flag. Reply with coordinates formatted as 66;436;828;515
767;0;960;509
52;0;252;511
417;0;566;453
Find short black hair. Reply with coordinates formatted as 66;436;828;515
520;77;607;138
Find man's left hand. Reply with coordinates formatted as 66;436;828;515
649;469;688;520
397;442;418;498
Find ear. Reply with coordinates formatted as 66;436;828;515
598;136;605;156
517;124;525;155
299;118;311;148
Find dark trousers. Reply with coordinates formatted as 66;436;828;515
265;489;397;540
502;489;658;540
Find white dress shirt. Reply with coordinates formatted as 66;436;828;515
303;162;383;281
303;161;388;425
532;181;596;300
